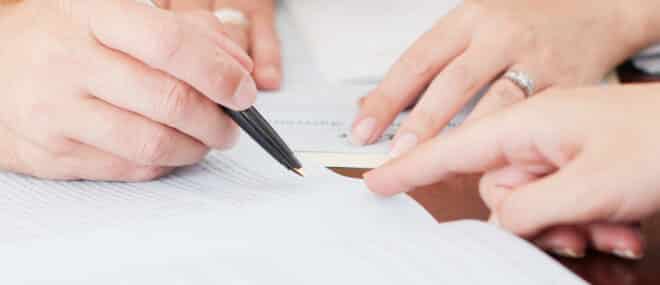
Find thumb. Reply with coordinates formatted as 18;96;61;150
496;158;617;237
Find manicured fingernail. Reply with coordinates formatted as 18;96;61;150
350;117;376;146
233;76;257;110
612;249;643;260
389;133;418;158
551;248;584;259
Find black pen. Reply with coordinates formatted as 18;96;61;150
222;106;305;177
142;0;303;177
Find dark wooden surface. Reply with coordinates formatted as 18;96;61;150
330;64;660;285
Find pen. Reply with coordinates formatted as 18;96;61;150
139;0;304;177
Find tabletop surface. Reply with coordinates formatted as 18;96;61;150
331;62;660;285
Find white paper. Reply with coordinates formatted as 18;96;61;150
0;135;584;284
283;0;461;83
258;84;479;168
0;4;584;283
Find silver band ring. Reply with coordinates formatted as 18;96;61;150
503;70;535;98
215;8;249;27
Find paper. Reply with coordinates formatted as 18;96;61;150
0;134;584;284
259;85;479;168
283;0;461;83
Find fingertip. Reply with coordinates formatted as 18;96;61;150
254;65;282;90
350;117;377;146
363;168;408;196
497;198;543;237
534;226;588;258
230;76;258;110
588;223;645;260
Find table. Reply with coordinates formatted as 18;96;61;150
331;63;660;285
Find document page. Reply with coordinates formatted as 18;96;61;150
0;135;584;284
257;84;479;168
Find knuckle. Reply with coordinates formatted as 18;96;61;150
135;126;174;165
446;62;478;93
152;17;185;65
490;80;526;101
209;62;244;100
408;108;443;135
398;51;440;79
362;90;402;119
45;136;79;158
161;80;196;124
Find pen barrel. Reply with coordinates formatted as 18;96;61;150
221;106;302;172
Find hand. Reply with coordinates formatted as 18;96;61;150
167;0;281;90
364;84;660;259
0;0;257;181
351;0;660;157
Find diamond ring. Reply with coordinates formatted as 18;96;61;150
503;70;535;98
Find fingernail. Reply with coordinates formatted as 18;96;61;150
350;117;376;146
612;249;643;260
261;66;281;82
551;248;585;259
389;133;418;158
233;76;257;110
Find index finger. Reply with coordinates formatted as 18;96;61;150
352;9;471;145
87;0;256;110
364;116;510;196
363;95;583;196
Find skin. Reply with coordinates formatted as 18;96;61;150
353;0;660;259
165;0;281;90
0;0;257;181
364;84;660;260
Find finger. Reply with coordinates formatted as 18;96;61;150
479;166;587;259
85;45;239;150
246;5;282;90
350;10;472;145
180;11;253;71
479;166;537;210
0;127;173;181
152;0;170;8
496;160;622;237
364;96;579;196
390;43;511;157
168;0;211;10
587;223;645;260
56;143;175;182
464;78;526;124
465;64;554;124
534;226;588;258
62;97;209;167
87;0;256;110
216;18;249;50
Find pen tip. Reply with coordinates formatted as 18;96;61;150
293;168;305;177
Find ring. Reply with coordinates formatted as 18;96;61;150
503;70;535;98
214;8;249;27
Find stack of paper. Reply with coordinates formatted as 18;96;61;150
0;134;585;284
